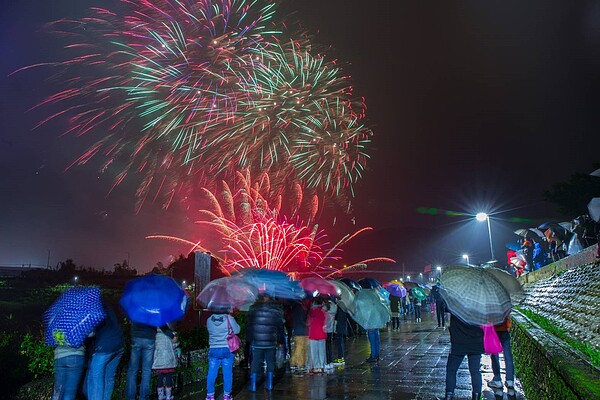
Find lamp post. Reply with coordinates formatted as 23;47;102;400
436;266;442;277
476;212;495;261
462;254;470;265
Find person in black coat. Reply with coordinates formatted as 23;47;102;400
333;306;348;365
246;295;284;391
431;285;447;328
444;314;484;400
389;294;401;330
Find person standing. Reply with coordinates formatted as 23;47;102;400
289;299;309;372
333;306;348;365
86;304;124;400
323;299;337;370
431;285;446;328
488;316;515;396
152;325;179;400
125;322;156;400
246;295;285;391
444;313;484;400
413;295;422;323
206;309;240;400
307;299;327;373
389;294;401;330
52;342;86;400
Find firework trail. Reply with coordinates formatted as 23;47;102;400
16;0;372;210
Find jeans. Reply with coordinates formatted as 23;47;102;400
367;329;380;359
206;347;235;395
125;337;155;400
251;347;276;373
414;305;421;320
491;331;514;382
445;353;482;394
335;334;345;359
87;348;124;400
52;355;85;400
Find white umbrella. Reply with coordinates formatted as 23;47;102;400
588;198;600;222
590;168;600;177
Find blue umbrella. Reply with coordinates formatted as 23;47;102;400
337;277;362;292
505;242;521;252
120;274;189;327
44;286;106;347
233;268;305;300
357;277;381;289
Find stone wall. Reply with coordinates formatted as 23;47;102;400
518;244;600;349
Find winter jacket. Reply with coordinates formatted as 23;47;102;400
131;322;157;341
290;301;308;336
448;314;484;355
92;306;124;354
152;327;178;370
389;295;401;313
247;300;284;348
308;306;327;341
334;308;348;336
324;302;337;333
207;313;240;349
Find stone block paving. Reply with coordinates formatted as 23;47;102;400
184;310;526;400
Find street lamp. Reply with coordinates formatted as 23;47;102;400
419;272;423;282
476;212;495;261
436;266;442;277
462;254;470;265
407;275;411;281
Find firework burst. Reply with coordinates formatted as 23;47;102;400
17;0;372;210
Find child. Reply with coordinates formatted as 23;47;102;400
206;308;240;400
152;324;179;400
307;298;327;373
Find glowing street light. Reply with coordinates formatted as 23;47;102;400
462;254;470;265
476;212;495;261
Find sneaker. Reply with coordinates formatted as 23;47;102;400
488;380;503;389
325;363;334;369
333;358;345;365
223;394;233;400
505;380;514;389
205;394;215;400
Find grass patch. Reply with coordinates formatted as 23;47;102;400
516;306;600;368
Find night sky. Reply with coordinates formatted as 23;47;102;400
2;0;600;276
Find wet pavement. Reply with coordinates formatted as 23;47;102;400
183;310;526;400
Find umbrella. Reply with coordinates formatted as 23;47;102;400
590;168;600;177
337;277;362;292
300;277;340;297
330;280;356;314
402;281;419;291
482;267;525;303
357;277;382;289
505;242;521;252
383;282;407;298
120;274;189;327
197;276;259;311
588;198;600;222
439;265;512;325
44;286;106;347
411;286;428;301
234;268;305;300
352;289;391;330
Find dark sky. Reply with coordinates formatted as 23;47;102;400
2;0;600;276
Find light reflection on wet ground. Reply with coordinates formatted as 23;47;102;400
195;311;526;400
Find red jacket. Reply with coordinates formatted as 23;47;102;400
307;307;327;340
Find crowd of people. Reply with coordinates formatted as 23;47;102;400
507;215;600;277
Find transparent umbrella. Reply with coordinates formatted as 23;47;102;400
439;265;512;326
352;289;391;329
197;276;259;311
330;280;356;314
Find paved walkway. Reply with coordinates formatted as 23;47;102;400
182;310;526;400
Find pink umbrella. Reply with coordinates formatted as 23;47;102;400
300;277;340;297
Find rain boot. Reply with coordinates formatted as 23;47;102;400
444;393;454;400
471;392;481;400
265;372;274;390
157;387;166;400
165;386;173;400
248;373;258;391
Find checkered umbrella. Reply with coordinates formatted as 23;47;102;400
352;289;391;329
439;265;512;326
43;286;106;347
483;267;524;303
